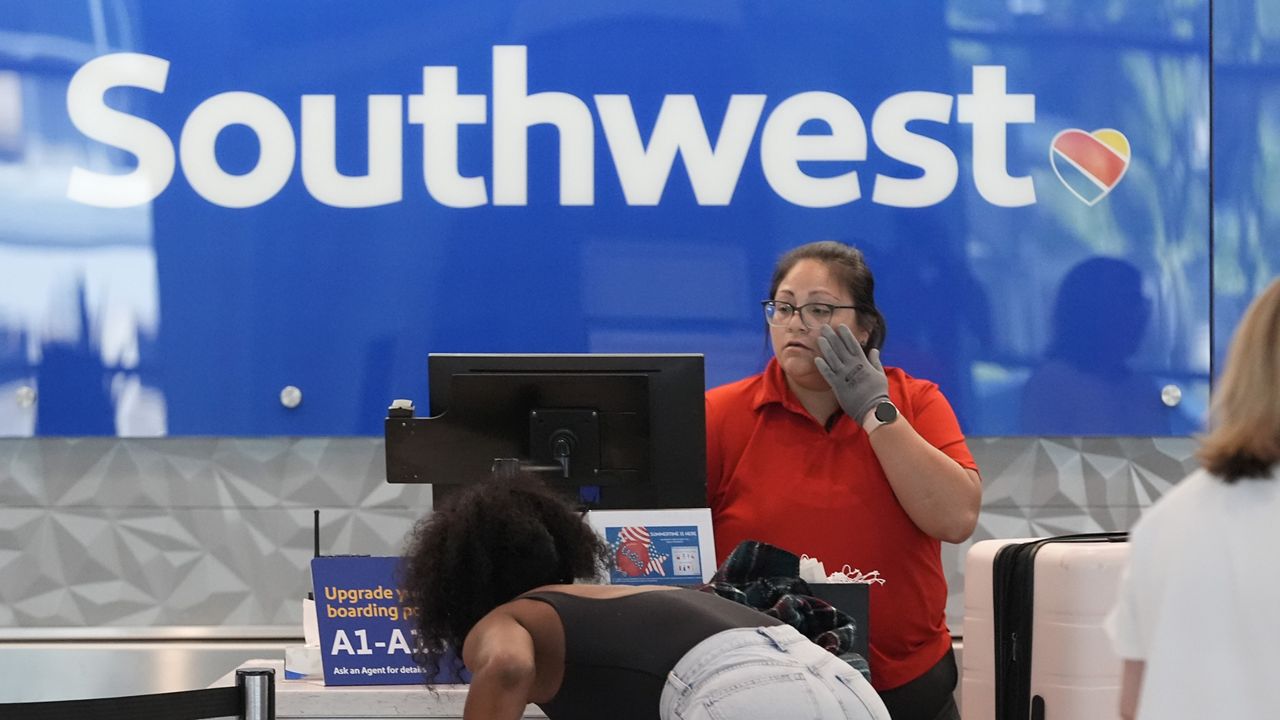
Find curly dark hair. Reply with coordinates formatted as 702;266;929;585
398;476;609;679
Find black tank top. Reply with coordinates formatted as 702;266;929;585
521;589;782;720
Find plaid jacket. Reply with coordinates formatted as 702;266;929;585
700;540;870;678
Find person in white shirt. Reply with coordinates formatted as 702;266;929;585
1106;277;1280;720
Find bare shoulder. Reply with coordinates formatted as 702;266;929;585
461;607;535;669
464;606;527;645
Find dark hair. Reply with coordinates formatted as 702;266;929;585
767;240;887;350
399;476;609;679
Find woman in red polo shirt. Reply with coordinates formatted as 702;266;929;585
706;240;982;720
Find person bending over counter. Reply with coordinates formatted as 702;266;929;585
400;476;890;720
1107;277;1280;720
706;240;982;720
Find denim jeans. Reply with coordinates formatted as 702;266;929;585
659;625;891;720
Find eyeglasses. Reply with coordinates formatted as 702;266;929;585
761;300;859;328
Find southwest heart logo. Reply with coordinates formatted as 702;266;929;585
1050;129;1131;206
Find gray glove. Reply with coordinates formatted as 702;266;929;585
815;324;889;422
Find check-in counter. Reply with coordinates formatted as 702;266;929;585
213;660;546;719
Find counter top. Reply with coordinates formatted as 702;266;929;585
214;660;546;719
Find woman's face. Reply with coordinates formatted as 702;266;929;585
770;259;869;390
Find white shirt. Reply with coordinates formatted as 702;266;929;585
1106;467;1280;720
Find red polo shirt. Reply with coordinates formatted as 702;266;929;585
706;358;978;691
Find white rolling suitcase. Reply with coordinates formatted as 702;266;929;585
961;534;1128;720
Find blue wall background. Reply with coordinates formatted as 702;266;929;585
1213;0;1280;378
0;1;1267;438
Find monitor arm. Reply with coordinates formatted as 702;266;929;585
385;401;601;485
492;426;578;480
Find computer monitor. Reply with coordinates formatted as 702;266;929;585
384;353;707;510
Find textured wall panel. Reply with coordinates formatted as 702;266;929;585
943;437;1198;630
0;436;1199;634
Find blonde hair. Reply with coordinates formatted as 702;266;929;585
1199;278;1280;482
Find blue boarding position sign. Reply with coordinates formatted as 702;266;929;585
310;556;468;686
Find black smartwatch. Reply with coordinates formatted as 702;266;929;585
863;400;899;434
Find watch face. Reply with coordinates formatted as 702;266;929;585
875;401;898;423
